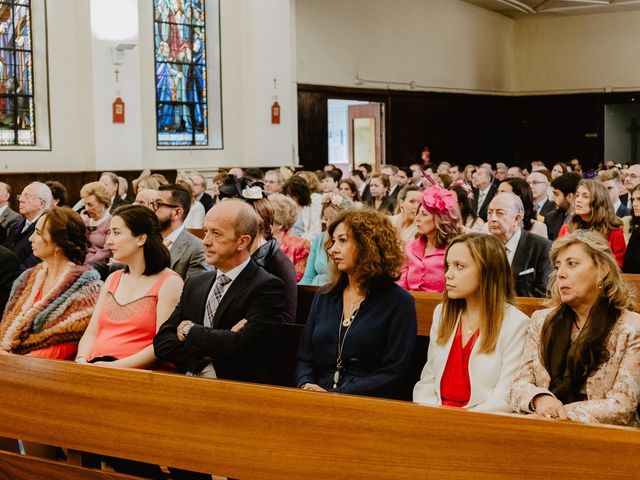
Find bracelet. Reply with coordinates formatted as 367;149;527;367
75;357;88;364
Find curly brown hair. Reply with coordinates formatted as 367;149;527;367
325;208;404;293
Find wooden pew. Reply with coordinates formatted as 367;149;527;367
0;355;639;479
298;281;640;337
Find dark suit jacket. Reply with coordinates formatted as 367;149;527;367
620;193;629;209
3;217;40;271
154;259;285;384
169;228;209;281
0;206;22;245
616;203;630;218
198;192;215;213
109;195;131;214
622;228;640;274
543;208;566;241
388;185;401;201
361;183;372;204
473;185;497;222
0;245;20;313
511;229;552;298
538;198;555;217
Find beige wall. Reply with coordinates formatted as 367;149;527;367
514;10;640;93
296;0;515;93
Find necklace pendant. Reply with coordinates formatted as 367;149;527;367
342;317;352;327
333;370;340;388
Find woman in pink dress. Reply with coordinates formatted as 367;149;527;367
398;185;462;292
76;204;183;368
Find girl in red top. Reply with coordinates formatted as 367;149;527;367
413;233;529;412
76;205;183;368
557;180;626;267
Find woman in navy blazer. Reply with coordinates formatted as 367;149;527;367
296;208;417;399
413;233;530;412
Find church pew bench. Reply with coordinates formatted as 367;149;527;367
0;355;639;479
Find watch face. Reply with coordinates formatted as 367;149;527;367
182;323;192;335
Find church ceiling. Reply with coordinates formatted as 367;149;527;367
462;0;640;17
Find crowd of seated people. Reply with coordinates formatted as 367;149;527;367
0;157;639;451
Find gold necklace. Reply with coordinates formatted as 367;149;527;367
342;290;364;327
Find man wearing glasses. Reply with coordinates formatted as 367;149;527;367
527;170;554;217
152;184;209;281
4;182;52;270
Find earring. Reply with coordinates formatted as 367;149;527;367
597;279;604;290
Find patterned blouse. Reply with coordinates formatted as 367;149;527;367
510;307;640;426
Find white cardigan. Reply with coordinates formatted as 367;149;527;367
413;303;530;413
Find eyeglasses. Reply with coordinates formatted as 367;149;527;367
150;200;180;211
627;174;640;180
17;193;43;202
527;181;548;186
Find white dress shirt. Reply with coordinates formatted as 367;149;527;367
504;228;522;266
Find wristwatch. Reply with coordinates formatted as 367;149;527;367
180;321;195;338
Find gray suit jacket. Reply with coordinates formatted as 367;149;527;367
0;207;22;245
170;228;210;281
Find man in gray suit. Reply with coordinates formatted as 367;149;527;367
153;184;210;281
0;182;23;245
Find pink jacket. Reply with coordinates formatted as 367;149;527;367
397;237;446;293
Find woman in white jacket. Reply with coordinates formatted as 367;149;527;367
413;233;530;412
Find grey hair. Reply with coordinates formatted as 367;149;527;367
493;191;524;228
29;182;53;209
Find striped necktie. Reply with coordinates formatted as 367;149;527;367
204;274;232;328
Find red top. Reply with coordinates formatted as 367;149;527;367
440;322;479;408
26;287;77;360
558;225;626;267
89;269;178;361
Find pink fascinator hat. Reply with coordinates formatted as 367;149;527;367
420;185;457;217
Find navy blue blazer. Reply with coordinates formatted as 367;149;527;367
296;277;417;399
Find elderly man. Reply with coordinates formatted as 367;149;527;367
264;169;284;195
472;166;497;222
154;199;285;384
134;188;157;209
188;171;215;213
100;171;130;214
0;182;22;245
152;184;209;281
487;192;552;298
4;181;52;270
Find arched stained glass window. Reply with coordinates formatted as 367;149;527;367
0;0;35;146
154;0;208;147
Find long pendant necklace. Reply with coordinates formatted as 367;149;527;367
334;299;362;388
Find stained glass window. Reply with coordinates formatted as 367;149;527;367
154;0;208;147
0;0;35;146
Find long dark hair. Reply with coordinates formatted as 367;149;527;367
450;184;477;226
112;204;170;275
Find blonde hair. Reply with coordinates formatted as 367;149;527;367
80;181;111;207
567;180;622;237
437;233;515;354
548;230;634;311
